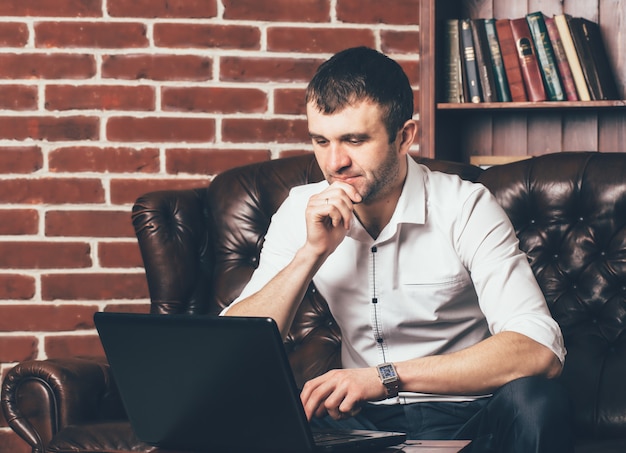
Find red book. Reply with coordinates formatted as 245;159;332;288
509;17;547;101
544;16;578;101
495;19;527;101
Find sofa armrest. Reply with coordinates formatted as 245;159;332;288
1;356;126;452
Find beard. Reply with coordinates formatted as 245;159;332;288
356;147;403;205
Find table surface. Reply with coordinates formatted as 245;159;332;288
154;440;471;453
384;440;471;452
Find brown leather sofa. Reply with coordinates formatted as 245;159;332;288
2;152;626;452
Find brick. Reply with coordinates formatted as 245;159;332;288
45;334;104;358
0;0;102;17
0;304;98;331
337;0;419;25
110;178;209;205
0;85;38;110
107;116;215;143
267;27;375;53
223;0;330;22
0;146;43;173
41;273;149;300
154;23;260;50
222;118;309;144
98;241;144;268
46;85;155;111
108;0;217;18
0;274;36;299
166;148;270;175
0;210;39;235
162;87;267;114
381;30;420;53
102;54;212;81
0;178;104;204
45;210;134;238
398;60;420;86
0;116;99;141
49;147;159;173
220;56;321;83
0;242;91;269
36;22;148;48
274;88;306;115
0;22;29;47
0;54;96;79
0;336;38;362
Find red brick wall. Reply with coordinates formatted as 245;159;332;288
0;0;420;449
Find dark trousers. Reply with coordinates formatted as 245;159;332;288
311;376;574;453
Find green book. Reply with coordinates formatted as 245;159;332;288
484;18;511;102
526;11;565;101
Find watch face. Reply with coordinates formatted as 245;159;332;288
379;364;396;379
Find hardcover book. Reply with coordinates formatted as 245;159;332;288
526;12;565;101
459;18;482;103
567;16;619;100
554;14;590;101
471;18;497;102
440;19;464;103
484;18;511;102
495;19;527;102
544;15;578;101
510;17;547;102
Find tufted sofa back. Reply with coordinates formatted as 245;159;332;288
477;152;626;440
132;152;626;445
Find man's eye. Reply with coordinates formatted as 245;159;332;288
314;139;328;146
349;138;364;145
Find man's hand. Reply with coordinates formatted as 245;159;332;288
300;367;386;421
304;182;362;258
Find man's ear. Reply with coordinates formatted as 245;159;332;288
398;120;418;154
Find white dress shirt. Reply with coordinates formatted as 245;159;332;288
227;157;566;403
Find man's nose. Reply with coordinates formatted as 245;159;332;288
327;142;351;172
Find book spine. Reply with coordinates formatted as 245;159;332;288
567;16;602;100
459;18;482;103
441;19;464;103
579;18;619;100
554;14;590;101
495;19;527;101
484;18;511;102
510;17;547;102
544;16;578;101
471;18;497;102
526;12;565;101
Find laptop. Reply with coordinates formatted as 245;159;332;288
94;312;406;452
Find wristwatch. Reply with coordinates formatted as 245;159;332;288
376;362;400;398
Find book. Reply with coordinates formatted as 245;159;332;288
440;19;464;103
471;18;497;102
495;19;527;101
567;16;619;100
526;12;565;101
459;18;482;103
484;18;511;102
554;14;590;101
510;17;547;102
544;15;578;101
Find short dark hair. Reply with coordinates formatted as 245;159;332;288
305;46;414;142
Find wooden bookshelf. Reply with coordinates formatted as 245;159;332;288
418;0;626;162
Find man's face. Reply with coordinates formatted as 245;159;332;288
306;99;405;205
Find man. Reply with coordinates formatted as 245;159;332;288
223;47;573;452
